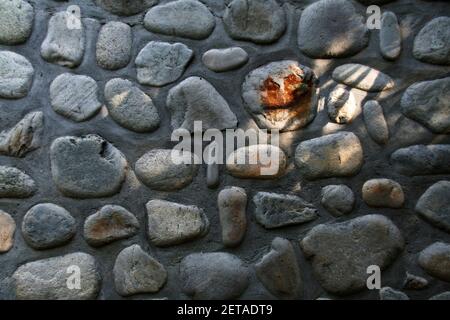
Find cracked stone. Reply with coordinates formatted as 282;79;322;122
363;100;389;144
202;47;248;72
332;64;394;92
362;178;405;208
321;185;355;217
419;242;450;282
96;0;158;16
413;17;450;65
0;51;34;99
0;166;36;198
0;0;34;45
416;181;450;233
0;210;15;253
218;186;247;247
96;22;132;70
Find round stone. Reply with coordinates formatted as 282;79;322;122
327;85;358;124
332;64;394;92
416;181;450;233
104;78;160;133
413;17;450;65
96;22;132;70
50;73;102;122
0;210;15;253
321;185;355;217
418;242;450;282
363;100;389;144
0;0;34;45
0;51;34;99
22;203;76;250
218;187;247;247
0;166;36;198
50;135;128;198
223;0;286;44
202;47;248;72
242;60;319;132
362;179;405;208
96;0;158;16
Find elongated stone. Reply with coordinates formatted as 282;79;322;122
380;11;402;60
332;64;394;92
218;187;247;247
202;47;248;72
0;210;15;253
419;242;450;282
0;166;36;198
363;100;389;144
96;0;158;16
362;179;405;208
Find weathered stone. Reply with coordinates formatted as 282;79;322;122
0;51;34;99
135;41;193;86
242;60;319;132
332;64;395;92
223;0;286;44
300;214;404;295
391;144;450;176
419;242;450;282
327;86;357;124
13;253;101;300
218;187;247;247
146;200;209;247
96;0;158;16
180;252;250;299
253;192;318;229
41;11;85;68
0;166;36;198
356;0;395;4
362;179;405;208
297;0;369;58
403;272;429;290
0;210;15;253
50;74;102;122
104;78;160;132
401;77;450;134
50;135;128;198
22;203;76;250
0;112;44;157
255;238;302;300
416;181;450;233
294;132;363;180
379;287;409;300
84;205;139;247
96;22;132;70
0;0;34;45
135;149;198;191
321;185;355;217
167;77;237;132
202;47;248;72
413;17;450;65
430;292;450;300
380;11;402;60
226;144;287;179
363;100;389;144
113;245;167;296
144;0;215;40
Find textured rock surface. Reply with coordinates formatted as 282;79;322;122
362;179;405;208
96;22;132;70
96;0;158;16
0;0;34;45
380;11;402;60
320;185;355;217
242;60;319;131
332;64;394;92
363;100;389;144
419;242;450;282
218;187;247;247
300;215;404;295
0;210;15;253
180;252;249;299
379;287;409;300
13;253;101;300
413;17;450;65
84;205;139;247
430;292;450;300
253;192;318;229
146;200;209;247
0;166;36;198
50;135;128;198
416;181;450;233
0;51;34;99
113;245;167;296
403;272;429;290
202;47;248;72
327;86;357;124
391;145;450;176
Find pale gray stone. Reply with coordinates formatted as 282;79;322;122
96;0;158;16
413;17;450;65
321;185;355;217
362;179;405;208
380;11;402;60
96;22;132;70
218;187;247;247
202;47;248;72
0;0;34;45
332;64;395;92
379;287;409;300
416;181;450;233
0;210;15;253
363;100;389;144
327;85;358;124
0;51;34;99
0;166;36;198
419;242;450;282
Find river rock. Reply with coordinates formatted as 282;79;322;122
380;11;402;60
403;272;429;290
418;242;450;282
379;287;409;300
332;64;394;92
0;166;36;198
96;22;132;70
362;179;405;208
416;181;450;233
430;292;450;300
363;100;389;144
0;210;15;253
321;185;355;216
0;51;34;99
0;0;34;45
95;0;158;16
218;187;247;247
327;85;358;124
202;47;248;72
413;17;450;65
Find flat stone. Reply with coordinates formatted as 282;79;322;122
0;51;34;99
41;11;85;68
390;144;450;176
202;47;248;72
362;178;405;208
418;242;450;282
50;135;128;198
144;0;215;40
403;272;429;290
379;287;409;300
327;85;358;124
135;149;198;191
380;11;402;60
0;166;36;198
135;41;193;86
416;181;450;233
0;210;15;253
294;132;364;180
113;245;167;296
363;100;389;144
430;292;450;300
0;0;34;45
298;0;369;58
22;203;76;250
218;186;247;247
50;73;102;122
253;192;318;229
104;78;160;133
223;0;286;44
167;77;238;132
13;252;101;300
413;17;450;65
401;77;450;134
146;199;209;247
255;237;302;299
242;60;319;132
180;252;250;299
321;185;355;217
300;214;404;295
96;0;158;16
332;64;394;92
84;205;139;247
226;144;287;179
0;112;44;157
96;22;132;70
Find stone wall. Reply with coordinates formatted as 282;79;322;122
0;0;449;300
